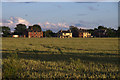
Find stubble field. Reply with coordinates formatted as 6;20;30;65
2;38;120;79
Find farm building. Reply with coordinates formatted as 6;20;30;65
79;32;91;38
57;30;72;38
79;29;91;38
28;26;43;38
12;35;19;38
12;34;27;38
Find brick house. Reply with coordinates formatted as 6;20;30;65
28;26;43;38
57;30;72;38
79;32;91;38
79;29;91;38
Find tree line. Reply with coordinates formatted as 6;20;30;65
0;23;120;37
0;24;56;37
69;25;120;37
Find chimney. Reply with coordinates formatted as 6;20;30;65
61;29;62;32
69;30;71;32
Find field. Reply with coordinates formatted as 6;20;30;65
2;38;120;79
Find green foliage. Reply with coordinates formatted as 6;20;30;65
45;30;55;37
98;26;107;30
106;28;117;37
33;24;42;31
14;24;27;35
28;24;42;32
1;26;11;37
69;26;79;37
93;26;118;37
117;26;120;37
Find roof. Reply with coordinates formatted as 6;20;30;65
28;26;42;32
28;30;42;32
58;30;71;33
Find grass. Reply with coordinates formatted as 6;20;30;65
2;37;120;79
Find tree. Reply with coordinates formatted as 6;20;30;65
117;26;120;37
1;26;11;37
45;30;55;37
69;26;79;37
14;24;27;36
87;29;94;35
98;26;107;30
33;24;42;31
28;24;42;31
93;26;117;37
106;28;117;37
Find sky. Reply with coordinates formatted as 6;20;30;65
1;2;118;32
1;0;120;2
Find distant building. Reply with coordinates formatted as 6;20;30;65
12;35;19;38
57;30;72;38
79;32;91;38
79;28;91;38
28;26;43;38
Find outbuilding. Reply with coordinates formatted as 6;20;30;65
12;35;19;38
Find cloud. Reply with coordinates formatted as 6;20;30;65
1;17;97;32
70;22;88;29
45;21;50;25
38;22;70;32
0;23;2;26
2;17;30;29
1;17;70;32
1;0;119;2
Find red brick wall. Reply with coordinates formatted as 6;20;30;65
28;31;43;38
79;32;83;38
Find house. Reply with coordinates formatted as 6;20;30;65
57;30;72;38
79;29;91;38
28;26;43;38
79;32;91;38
